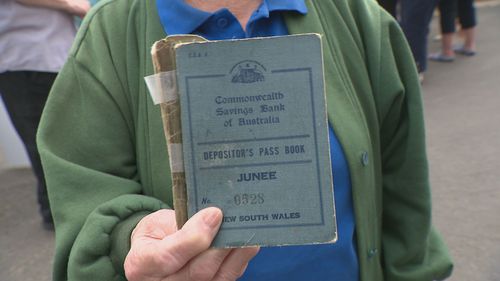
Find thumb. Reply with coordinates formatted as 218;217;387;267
184;207;223;231
156;207;223;274
171;207;223;246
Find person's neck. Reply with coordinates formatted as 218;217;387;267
185;0;262;30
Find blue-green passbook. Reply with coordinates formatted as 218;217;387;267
174;34;336;247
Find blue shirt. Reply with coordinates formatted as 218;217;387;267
156;1;359;280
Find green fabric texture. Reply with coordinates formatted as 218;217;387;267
68;195;167;280
37;0;453;280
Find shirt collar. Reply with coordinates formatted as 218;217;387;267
157;0;307;35
266;0;308;16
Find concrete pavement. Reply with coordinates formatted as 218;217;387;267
423;2;500;280
1;3;499;281
0;168;54;281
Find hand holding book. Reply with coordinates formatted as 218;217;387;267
124;207;259;281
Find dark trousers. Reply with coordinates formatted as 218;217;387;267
439;0;477;34
376;0;439;72
399;0;439;73
0;71;55;224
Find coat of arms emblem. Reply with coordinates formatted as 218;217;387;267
230;60;266;83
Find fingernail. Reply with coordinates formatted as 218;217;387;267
204;208;222;228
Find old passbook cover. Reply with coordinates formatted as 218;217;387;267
167;34;336;247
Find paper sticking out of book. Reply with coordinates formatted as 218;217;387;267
146;34;336;248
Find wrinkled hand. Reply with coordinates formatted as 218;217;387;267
15;0;90;17
66;0;90;18
124;208;260;281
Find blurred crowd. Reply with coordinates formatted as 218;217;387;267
377;0;478;82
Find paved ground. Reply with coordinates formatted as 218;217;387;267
0;168;54;281
1;3;499;281
423;2;500;280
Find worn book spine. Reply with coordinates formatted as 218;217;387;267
150;35;207;228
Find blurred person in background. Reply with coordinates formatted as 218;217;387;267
377;0;439;82
429;0;477;62
0;0;90;230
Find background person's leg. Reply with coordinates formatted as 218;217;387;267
435;0;459;59
400;0;440;72
0;71;56;229
457;0;477;53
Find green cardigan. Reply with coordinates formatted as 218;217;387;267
38;0;453;280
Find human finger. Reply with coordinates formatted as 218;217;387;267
125;208;222;280
68;0;90;18
165;248;232;281
155;207;223;275
131;209;177;241
213;247;260;281
125;210;179;281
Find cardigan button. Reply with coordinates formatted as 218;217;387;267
216;17;229;28
361;151;369;166
368;248;378;259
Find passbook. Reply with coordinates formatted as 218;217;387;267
149;34;336;247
